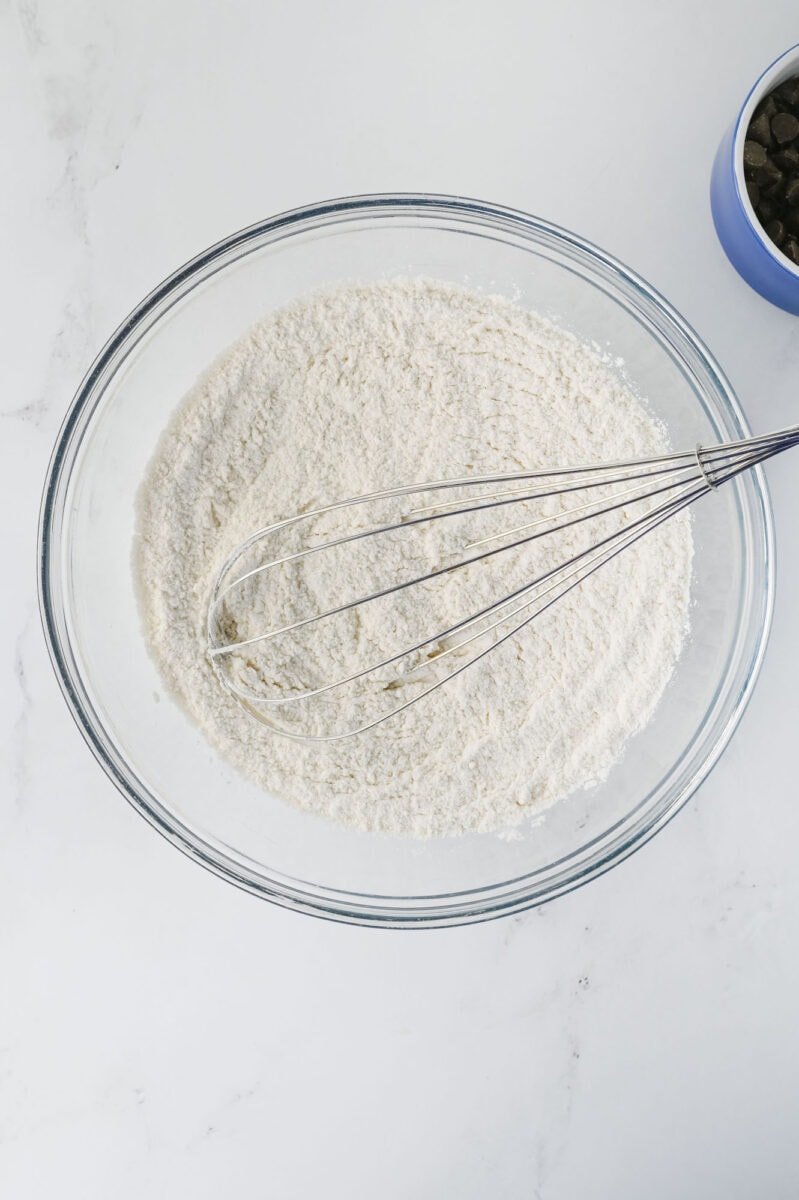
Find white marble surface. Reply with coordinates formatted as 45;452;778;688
3;2;799;1195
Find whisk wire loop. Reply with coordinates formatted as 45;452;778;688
208;423;799;740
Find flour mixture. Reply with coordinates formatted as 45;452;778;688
134;278;693;837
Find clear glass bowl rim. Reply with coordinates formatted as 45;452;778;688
38;192;775;928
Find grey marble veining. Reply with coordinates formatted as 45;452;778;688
9;612;35;813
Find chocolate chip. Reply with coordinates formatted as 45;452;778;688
765;218;786;246
785;177;799;206
776;78;799;108
783;237;799;264
744;73;799;266
743;140;768;170
764;176;787;203
755;157;783;189
748;111;773;147
773;145;799;173
771;112;799;144
757;197;776;222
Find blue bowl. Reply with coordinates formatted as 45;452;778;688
711;43;799;315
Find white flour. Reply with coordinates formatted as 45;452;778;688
134;278;692;837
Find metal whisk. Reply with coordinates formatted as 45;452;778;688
207;425;799;741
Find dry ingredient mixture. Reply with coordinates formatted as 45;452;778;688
135;278;693;837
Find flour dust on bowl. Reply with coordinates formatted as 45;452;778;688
39;195;774;927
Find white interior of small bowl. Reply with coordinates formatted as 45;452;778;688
49;203;771;921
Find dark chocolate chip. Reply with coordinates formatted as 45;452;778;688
771;111;799;144
755;157;783;189
776;78;799;108
755;95;778;121
744;77;799;250
783;238;799;264
773;146;799;173
748;110;773;147
764;177;787;203
785;176;799;206
765;218;786;246
743;140;768;169
757;197;776;222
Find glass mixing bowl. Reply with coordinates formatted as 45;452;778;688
39;194;774;927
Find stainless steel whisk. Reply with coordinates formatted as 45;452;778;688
207;425;799;741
